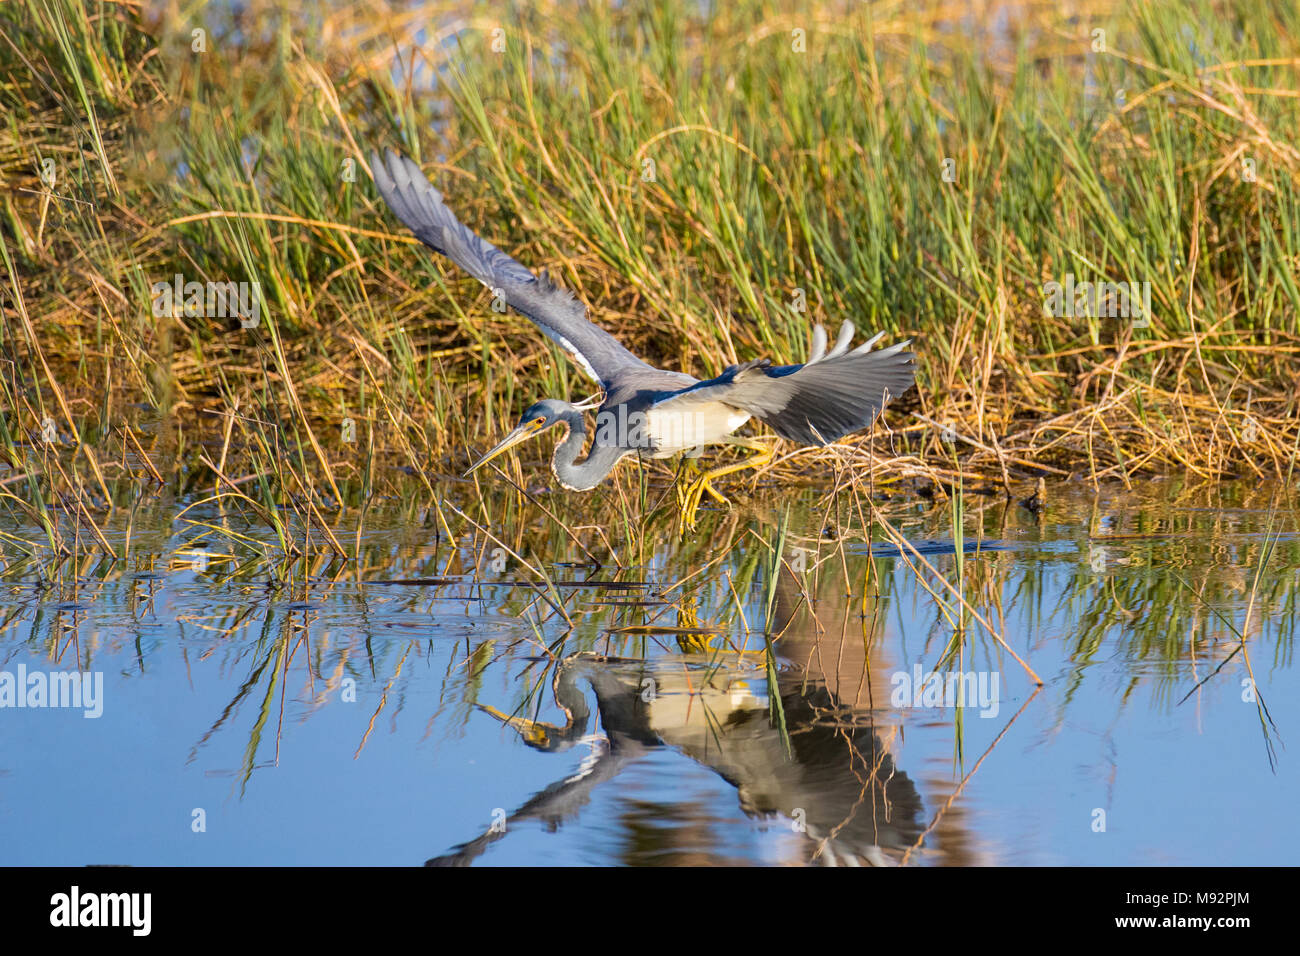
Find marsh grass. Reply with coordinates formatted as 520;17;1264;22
3;0;1300;560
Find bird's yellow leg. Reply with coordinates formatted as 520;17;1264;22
679;438;775;530
674;596;716;654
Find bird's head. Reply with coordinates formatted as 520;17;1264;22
465;399;578;476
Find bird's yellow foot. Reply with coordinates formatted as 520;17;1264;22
679;474;731;530
677;476;703;531
677;441;772;532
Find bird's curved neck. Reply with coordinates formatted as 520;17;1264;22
551;407;628;491
554;660;593;729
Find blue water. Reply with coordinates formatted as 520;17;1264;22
1;479;1295;865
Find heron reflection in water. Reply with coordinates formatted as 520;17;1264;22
428;566;930;866
371;150;916;527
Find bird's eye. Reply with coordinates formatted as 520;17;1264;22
533;417;546;426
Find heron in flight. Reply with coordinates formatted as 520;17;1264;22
371;149;915;526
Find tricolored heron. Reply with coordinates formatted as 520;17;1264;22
371;149;915;526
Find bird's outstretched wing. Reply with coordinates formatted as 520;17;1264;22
370;149;652;387
650;322;914;444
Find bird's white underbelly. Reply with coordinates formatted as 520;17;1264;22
644;404;751;457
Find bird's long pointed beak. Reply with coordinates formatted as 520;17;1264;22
464;420;545;476
477;704;552;748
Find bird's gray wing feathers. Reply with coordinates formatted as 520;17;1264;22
652;322;914;444
371;149;651;387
